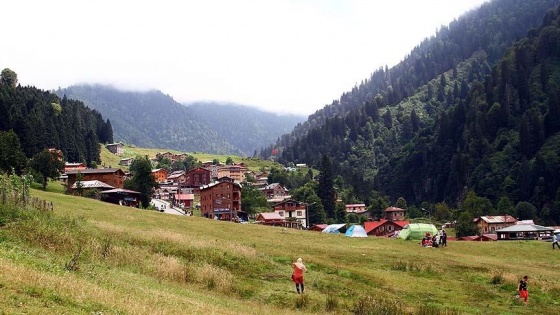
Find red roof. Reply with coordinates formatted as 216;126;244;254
364;219;410;234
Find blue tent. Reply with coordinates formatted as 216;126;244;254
345;225;368;237
322;224;347;234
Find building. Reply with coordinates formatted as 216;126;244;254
495;224;554;240
105;143;124;156
65;168;126;193
69;180;114;195
364;219;409;236
217;164;248;182
384;206;406;221
184;167;211;188
255;212;299;228
119;157;133;166
64;162;86;173
261;183;289;200
346;204;367;214
151;168;169;183
167;171;187;185
172;193;195;208
473;215;517;234
199;178;242;221
272;199;307;228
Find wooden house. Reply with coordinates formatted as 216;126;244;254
473;215;517;234
151;168;169;183
199;179;242;221
65;168;126;193
105;143;124;156
364;219;409;236
384;206;406;221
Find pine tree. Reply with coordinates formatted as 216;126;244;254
317;155;335;219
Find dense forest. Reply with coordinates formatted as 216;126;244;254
0;71;112;167
58;85;304;156
269;0;560;225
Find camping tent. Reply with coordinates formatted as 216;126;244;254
322;224;347;234
345;225;368;237
398;223;439;240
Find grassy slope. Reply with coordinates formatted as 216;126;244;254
1;188;559;314
99;144;277;172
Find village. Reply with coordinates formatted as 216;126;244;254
61;143;560;242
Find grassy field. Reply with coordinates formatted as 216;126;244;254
1;187;559;314
99;144;278;172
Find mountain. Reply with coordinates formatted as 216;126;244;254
185;102;304;156
57;85;303;156
273;0;560;223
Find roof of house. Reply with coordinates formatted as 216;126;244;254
475;215;517;224
65;162;85;167
70;180;114;189
257;212;284;220
175;193;194;201
364;219;410;234
99;188;140;194
200;180;242;190
66;168;124;175
346;204;366;208
496;224;554;233
384;206;405;212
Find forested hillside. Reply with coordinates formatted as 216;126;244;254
59;85;303;156
57;85;242;155
0;71;112;166
272;0;560;224
186;102;304;156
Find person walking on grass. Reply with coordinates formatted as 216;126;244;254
518;275;529;305
553;233;559;249
292;257;307;294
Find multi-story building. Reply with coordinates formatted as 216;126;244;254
200;177;242;221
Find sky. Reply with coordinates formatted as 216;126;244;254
2;0;488;116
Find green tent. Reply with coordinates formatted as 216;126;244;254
398;223;439;240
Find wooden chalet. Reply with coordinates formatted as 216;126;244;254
364;219;409;236
64;162;86;173
119;157;133;166
105;143;124;156
185;167;211;188
473;215;517;234
255;212;299;228
65;168;126;193
261;183;289;200
167;171;187;185
384;206;406;221
345;204;367;214
151;168;169;183
217;164;248;182
199;178;242;221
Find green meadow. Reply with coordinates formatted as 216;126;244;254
1;186;559;314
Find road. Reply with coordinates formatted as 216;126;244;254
150;199;186;216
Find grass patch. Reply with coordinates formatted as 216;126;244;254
1;186;559;314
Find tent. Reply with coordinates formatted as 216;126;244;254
398;223;439;240
322;224;347;234
345;225;368;237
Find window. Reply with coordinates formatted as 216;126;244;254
296;211;302;216
278;211;284;217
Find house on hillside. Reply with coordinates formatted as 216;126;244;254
473;215;517;234
272;199;307;228
384;206;406;221
69;180;114;195
152;168;169;183
167;170;186;185
185;167;211;188
217;164;248;182
106;143;124;156
364;219;409;236
261;183;289;200
65;168;126;193
99;188;140;207
346;204;367;214
199;178;242;221
119;157;133;166
64;162;86;173
255;212;299;228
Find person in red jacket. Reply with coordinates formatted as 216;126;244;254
518;275;529;305
292;257;307;294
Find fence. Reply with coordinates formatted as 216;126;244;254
1;174;54;212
